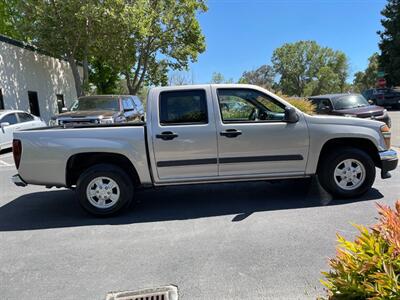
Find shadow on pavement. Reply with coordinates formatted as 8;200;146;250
0;178;384;231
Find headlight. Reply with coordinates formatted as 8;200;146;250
99;118;114;124
380;124;391;149
343;114;356;118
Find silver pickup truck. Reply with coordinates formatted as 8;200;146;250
11;84;398;216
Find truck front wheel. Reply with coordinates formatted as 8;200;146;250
318;147;375;198
76;164;133;216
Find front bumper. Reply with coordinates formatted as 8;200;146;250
379;149;398;179
11;174;27;187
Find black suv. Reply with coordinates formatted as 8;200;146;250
362;88;400;108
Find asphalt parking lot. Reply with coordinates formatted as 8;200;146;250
0;111;399;300
389;110;400;147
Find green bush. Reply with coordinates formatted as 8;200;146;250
320;201;400;299
276;92;316;115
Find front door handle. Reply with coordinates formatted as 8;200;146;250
220;129;242;138
156;131;179;140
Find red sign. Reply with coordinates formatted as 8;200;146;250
377;78;386;88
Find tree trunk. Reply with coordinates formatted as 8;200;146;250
83;53;89;91
68;55;84;97
125;72;136;95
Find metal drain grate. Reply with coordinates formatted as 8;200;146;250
106;285;178;300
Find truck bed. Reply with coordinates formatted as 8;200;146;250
13;124;152;187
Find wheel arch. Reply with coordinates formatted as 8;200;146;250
316;137;381;172
66;152;141;188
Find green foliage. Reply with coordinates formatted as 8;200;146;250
13;0;207;96
378;0;400;86
276;92;316;114
211;72;225;84
107;0;207;94
89;59;120;94
239;65;275;89
0;0;24;40
320;201;400;299
272;40;349;96
15;0;120;96
353;53;380;92
210;72;234;84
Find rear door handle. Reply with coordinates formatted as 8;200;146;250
156;131;179;140
220;129;242;138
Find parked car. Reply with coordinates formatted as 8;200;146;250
308;93;391;127
0;110;46;151
12;84;397;216
51;95;144;126
362;88;400;108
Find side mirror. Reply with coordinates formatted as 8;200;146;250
368;100;374;105
0;122;10;128
61;107;68;113
284;107;299;123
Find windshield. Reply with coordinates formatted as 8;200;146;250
332;95;369;110
69;97;120;111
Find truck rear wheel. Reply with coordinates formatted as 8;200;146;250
76;164;133;216
318;147;375;198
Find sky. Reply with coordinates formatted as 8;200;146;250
188;0;387;84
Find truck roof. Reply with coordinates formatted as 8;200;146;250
150;83;270;92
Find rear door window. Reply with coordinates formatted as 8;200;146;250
159;90;208;125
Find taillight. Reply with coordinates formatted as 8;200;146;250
377;94;384;100
12;139;22;169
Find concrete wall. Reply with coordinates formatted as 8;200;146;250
0;38;81;123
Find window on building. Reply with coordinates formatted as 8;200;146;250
56;94;65;113
28;91;40;117
159;90;208;125
0;89;4;110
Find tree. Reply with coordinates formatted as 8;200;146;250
109;0;207;94
272;40;349;96
89;59;120;94
378;0;400;86
0;0;24;40
16;0;119;97
238;65;275;89
168;71;193;86
353;53;380;92
211;72;225;84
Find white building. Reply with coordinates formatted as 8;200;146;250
0;34;81;123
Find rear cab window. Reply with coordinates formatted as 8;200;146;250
159;90;208;125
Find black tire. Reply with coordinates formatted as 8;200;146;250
318;147;375;198
76;164;133;216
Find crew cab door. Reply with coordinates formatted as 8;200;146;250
213;87;309;177
150;87;218;181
